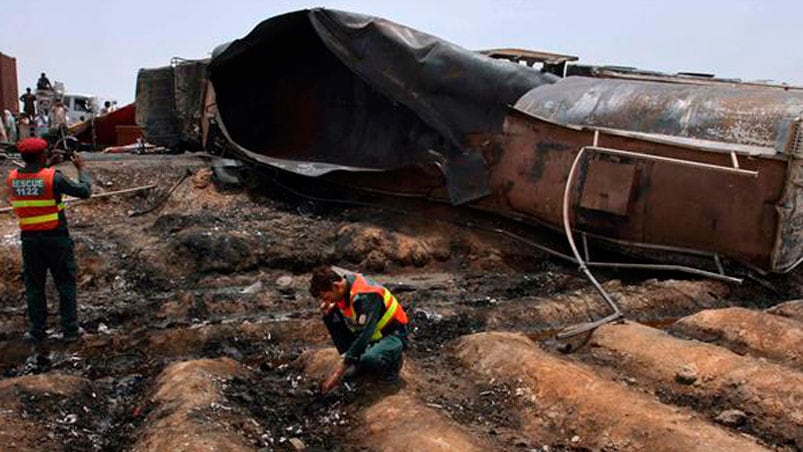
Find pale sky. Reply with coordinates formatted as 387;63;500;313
2;0;801;104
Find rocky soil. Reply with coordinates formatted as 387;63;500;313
0;154;800;451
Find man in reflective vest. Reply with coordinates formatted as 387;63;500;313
6;137;91;346
310;266;409;392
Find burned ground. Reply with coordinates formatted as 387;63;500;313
0;154;800;451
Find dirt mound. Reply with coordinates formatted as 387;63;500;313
0;373;99;450
334;223;452;272
486;278;731;331
588;321;803;448
766;299;803;322
133;358;254;451
0;243;22;303
671;307;803;369
453;331;766;451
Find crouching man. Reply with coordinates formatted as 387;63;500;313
309;266;409;393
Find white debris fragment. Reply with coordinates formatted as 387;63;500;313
241;281;263;294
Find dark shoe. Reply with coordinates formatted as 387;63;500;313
380;355;404;383
62;330;82;344
24;331;45;344
25;332;50;355
343;363;360;381
22;352;51;374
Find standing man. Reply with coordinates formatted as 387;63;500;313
6;138;91;346
309;266;409;393
20;88;36;119
50;100;69;130
34;111;49;138
4;110;18;143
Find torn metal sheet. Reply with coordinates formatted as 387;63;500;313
208;8;556;203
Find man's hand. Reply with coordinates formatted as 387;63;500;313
320;361;349;395
71;153;85;171
319;301;336;317
46;152;64;167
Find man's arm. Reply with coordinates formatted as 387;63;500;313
54;155;91;199
343;294;384;363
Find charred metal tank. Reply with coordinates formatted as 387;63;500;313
135;59;208;151
194;8;803;274
518;76;803;148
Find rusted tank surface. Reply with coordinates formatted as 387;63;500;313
330;111;801;272
518;77;803;148
0;52;18;114
481;110;799;271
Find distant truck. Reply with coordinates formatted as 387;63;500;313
62;93;116;124
36;84;116;125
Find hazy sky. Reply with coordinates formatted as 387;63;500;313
2;0;801;104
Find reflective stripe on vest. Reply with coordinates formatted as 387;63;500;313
372;290;401;341
7;168;62;231
11;199;65;209
340;274;408;341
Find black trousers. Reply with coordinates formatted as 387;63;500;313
21;235;78;340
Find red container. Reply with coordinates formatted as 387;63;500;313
0;52;19;114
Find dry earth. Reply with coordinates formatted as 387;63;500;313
0;154;801;451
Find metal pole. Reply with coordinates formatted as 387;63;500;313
561;146;623;317
586;146;758;178
0;183;157;214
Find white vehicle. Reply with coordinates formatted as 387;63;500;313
61;93;117;125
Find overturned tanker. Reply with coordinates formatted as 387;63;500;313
204;8;803;274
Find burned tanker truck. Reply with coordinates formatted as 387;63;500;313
136;8;803;286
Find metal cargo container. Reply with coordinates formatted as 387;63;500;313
0;52;19;114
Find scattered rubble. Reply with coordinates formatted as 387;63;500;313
0;154;800;451
716;409;748;427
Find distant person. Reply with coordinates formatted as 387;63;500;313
36;73;53;91
6;137;92;347
34;112;49;137
20;88;36;118
50;100;69;129
18;115;31;140
0;116;7;143
100;101;111;115
4;110;18;143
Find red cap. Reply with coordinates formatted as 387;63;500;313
17;137;48;154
